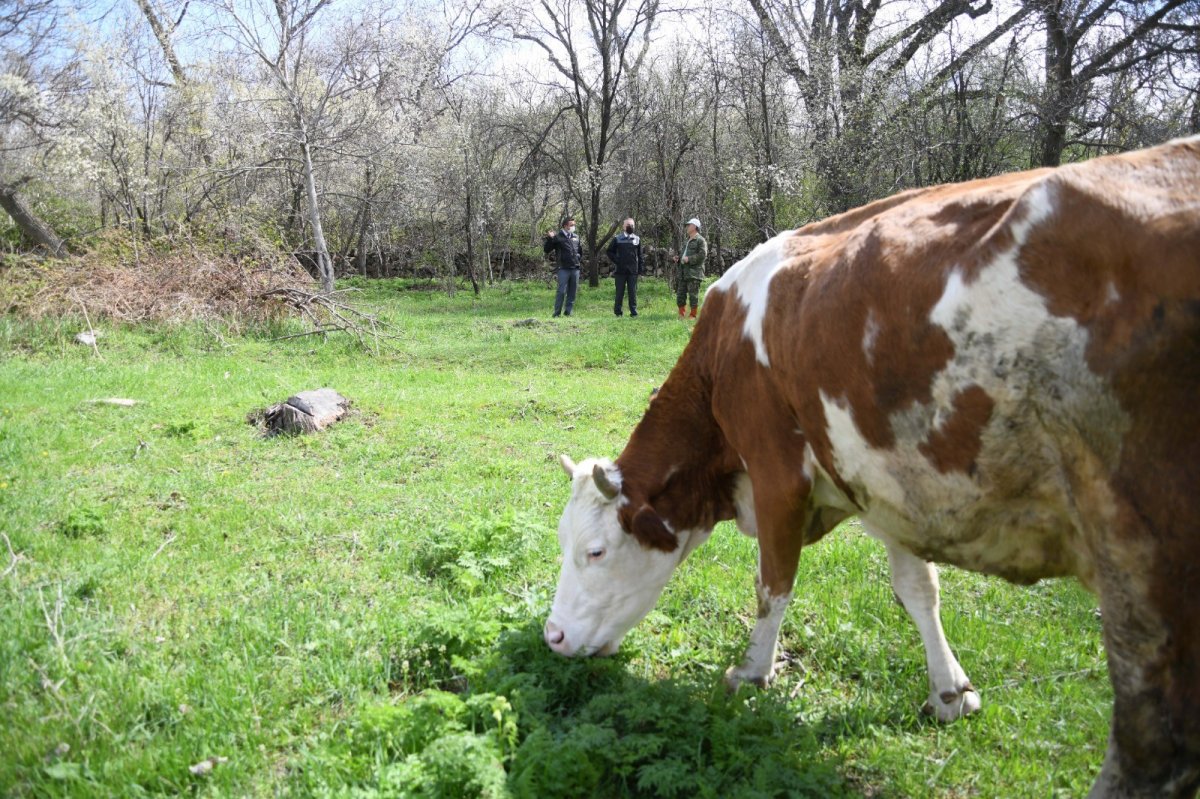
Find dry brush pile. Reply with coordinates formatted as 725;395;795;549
0;230;395;344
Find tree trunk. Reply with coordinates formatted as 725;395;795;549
757;59;777;239
1037;3;1074;167
355;166;373;277
285;176;304;240
134;0;188;87
586;184;602;287
1039;113;1069;167
1191;87;1200;134
465;181;480;295
298;138;334;293
0;183;66;256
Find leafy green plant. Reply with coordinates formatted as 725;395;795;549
413;511;550;593
56;506;107;539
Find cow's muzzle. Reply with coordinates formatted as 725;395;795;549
544;620;570;654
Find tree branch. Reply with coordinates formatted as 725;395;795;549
1078;0;1194;83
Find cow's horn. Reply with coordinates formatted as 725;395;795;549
559;454;577;477
592;463;620;500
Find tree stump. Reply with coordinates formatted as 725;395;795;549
252;389;351;435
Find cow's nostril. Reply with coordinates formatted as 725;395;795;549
544;621;566;646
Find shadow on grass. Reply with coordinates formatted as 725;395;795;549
477;621;858;799
295;608;885;798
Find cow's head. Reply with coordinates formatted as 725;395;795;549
545;454;709;657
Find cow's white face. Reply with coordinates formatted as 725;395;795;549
545;455;700;658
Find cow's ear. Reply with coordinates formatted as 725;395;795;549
559;454;577;478
630;505;678;552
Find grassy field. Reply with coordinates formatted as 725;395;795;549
1;277;1110;797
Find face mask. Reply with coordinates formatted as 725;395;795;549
625;224;634;234
566;225;575;234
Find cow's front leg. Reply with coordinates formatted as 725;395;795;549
872;529;980;722
724;487;817;691
724;575;794;690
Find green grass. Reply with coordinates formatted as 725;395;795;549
0;278;1109;797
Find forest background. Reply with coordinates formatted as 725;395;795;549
2;0;1197;294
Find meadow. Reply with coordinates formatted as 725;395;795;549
0;277;1109;797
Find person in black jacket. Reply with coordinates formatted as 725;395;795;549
544;215;584;317
607;217;644;317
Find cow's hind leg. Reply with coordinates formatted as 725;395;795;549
1087;553;1200;798
869;528;980;722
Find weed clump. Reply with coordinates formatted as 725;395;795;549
57;507;107;539
412;511;549;594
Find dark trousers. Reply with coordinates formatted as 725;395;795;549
614;273;638;315
554;268;579;316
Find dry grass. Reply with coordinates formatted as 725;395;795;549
0;230;317;328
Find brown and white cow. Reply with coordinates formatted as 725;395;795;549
546;136;1200;797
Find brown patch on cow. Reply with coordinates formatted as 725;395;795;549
918;385;994;474
1101;296;1200;787
624;504;679;552
1010;140;1200;757
750;174;1045;506
1002;138;1200;791
614;290;759;544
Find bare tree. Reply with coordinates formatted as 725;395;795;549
513;0;659;286
748;0;1031;211
1034;0;1199;166
0;0;79;255
726;23;792;241
207;0;352;292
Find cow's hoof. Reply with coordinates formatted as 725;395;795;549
723;664;774;692
921;685;981;722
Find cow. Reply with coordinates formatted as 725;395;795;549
544;136;1200;797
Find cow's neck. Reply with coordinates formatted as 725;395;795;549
616;347;739;534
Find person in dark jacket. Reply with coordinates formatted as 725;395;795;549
607;217;644;317
544;215;584;317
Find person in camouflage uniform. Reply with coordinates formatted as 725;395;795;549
672;217;707;318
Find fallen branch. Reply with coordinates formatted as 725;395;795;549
2;532;24;578
39;585;67;665
84;398;140;407
150;531;176;560
258;287;401;351
71;292;102;359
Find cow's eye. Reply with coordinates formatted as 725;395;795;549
586;547;605;562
